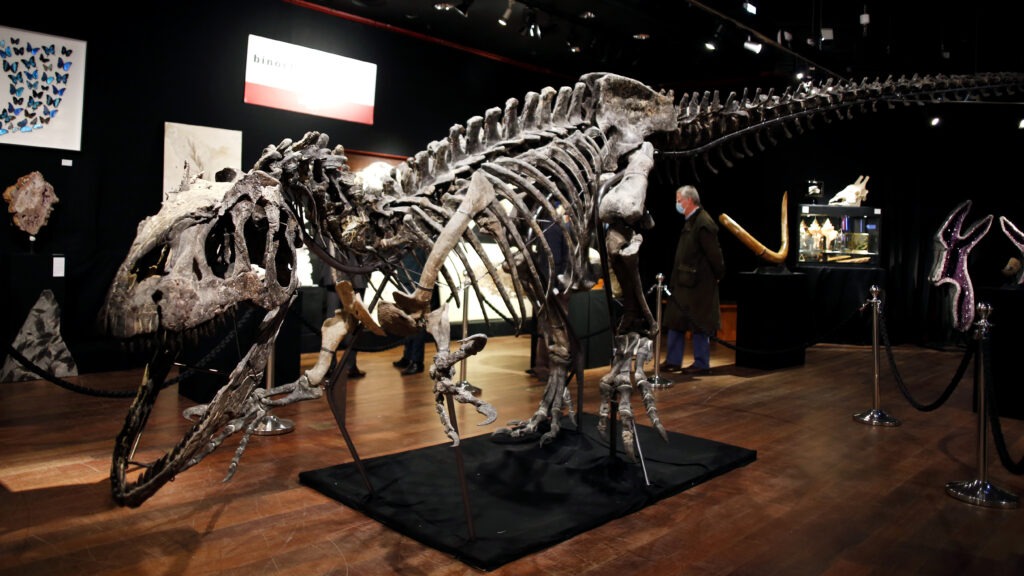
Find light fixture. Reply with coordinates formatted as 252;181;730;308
498;0;513;26
743;36;762;54
743;2;757;15
567;28;581;53
930;117;942;127
821;27;834;41
434;1;472;18
705;23;723;51
1018;118;1024;129
632;32;650;41
520;8;541;39
860;6;870;36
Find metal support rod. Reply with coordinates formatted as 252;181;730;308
445;393;477;540
645;272;672;388
254;347;295;435
946;302;1018;508
629;345;651;486
456;280;481;395
853;285;899;426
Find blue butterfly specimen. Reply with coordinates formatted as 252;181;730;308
57;57;71;71
56;72;68;84
13;46;24;55
46;95;60;107
7;101;22;115
43;104;57;118
17;118;31;132
10;84;24;96
52;85;65;96
12;96;23;105
8;71;22;83
42;72;52;85
25;42;39;55
0;108;10;123
31;89;42;99
25;68;38;80
2;59;16;72
42;44;55;55
61;46;72;56
27;96;41;109
21;56;35;68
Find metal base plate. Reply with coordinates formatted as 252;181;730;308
254;414;295;436
946;479;1019;508
645;376;673;389
853;408;901;427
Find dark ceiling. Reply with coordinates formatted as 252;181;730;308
292;0;1024;92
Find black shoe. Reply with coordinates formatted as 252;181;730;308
393;358;410;369
658;362;682;373
401;362;424;375
681;364;712;376
348;366;366;378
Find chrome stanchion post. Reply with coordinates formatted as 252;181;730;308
946;303;1019;508
644;272;672;389
853;285;900;426
254;347;295;435
456;279;481;395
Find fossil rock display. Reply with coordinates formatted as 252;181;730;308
3;171;59;236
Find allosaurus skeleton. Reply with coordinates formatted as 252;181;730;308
98;71;1024;507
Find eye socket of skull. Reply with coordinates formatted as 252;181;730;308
131;244;171;283
205;215;237;279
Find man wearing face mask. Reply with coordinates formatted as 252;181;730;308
660;185;725;375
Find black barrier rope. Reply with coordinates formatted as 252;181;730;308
669;293;868;358
982;338;1024;475
878;309;972;412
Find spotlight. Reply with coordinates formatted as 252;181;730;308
498;0;513;26
520;8;541;39
930;117;941;127
743;36;762;54
434;1;472;18
743;2;757;15
1018;119;1024;129
705;24;723;52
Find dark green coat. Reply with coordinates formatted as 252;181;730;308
663;207;726;333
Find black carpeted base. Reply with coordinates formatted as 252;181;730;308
299;413;756;571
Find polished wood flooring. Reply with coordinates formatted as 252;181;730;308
2;336;1023;575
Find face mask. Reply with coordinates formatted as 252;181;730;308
675;201;684;214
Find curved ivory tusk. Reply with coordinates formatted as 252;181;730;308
718;191;789;265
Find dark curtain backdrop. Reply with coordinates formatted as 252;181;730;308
2;0;1022;372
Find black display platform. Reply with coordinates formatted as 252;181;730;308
299;413;756;571
735;271;808;369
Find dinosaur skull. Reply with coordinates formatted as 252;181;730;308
99;170;298;341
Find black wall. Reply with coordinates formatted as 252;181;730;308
2;0;1022;373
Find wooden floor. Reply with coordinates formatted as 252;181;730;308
2;336;1023;575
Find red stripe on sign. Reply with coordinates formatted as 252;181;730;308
244;82;374;125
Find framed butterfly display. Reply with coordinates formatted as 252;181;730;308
0;26;85;151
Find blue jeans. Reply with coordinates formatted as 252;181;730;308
665;328;711;369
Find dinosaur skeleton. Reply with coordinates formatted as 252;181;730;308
98;71;1024;507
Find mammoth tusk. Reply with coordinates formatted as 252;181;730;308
718;191;789;265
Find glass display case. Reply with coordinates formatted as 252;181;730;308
797;204;881;266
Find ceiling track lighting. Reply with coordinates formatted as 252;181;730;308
742;2;757;15
743;35;762;54
498;0;514;27
520;8;541;39
433;1;472;18
705;23;723;52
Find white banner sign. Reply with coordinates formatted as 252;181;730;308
244;34;376;125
